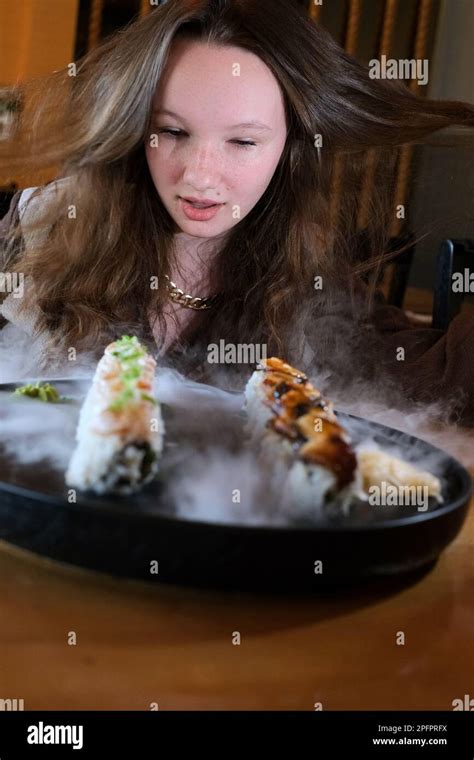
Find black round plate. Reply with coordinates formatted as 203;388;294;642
0;379;471;591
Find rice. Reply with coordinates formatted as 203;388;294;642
65;336;164;495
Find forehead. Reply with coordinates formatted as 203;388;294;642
151;39;286;127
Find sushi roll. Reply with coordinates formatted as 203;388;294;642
66;335;164;495
245;357;443;516
244;357;359;514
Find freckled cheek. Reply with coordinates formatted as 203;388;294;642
145;145;178;186
146;143;169;169
237;155;278;204
224;151;277;193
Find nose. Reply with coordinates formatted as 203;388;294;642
181;142;222;191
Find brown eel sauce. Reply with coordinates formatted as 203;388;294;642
257;357;357;489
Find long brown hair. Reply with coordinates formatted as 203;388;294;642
1;0;473;367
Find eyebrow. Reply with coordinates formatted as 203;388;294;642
153;109;272;131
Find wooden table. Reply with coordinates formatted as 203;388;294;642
0;473;472;711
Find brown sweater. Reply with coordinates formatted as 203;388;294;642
1;189;473;425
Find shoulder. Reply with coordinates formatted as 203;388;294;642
0;190;22;237
0;190;24;274
0;176;73;335
6;176;74;255
17;176;73;227
0;185;45;271
1;176;73;237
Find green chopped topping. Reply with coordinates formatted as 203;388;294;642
108;388;134;412
12;381;62;403
110;335;147;362
122;365;142;382
106;335;157;412
140;392;158;406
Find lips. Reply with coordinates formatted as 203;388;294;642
180;196;222;208
179;198;224;222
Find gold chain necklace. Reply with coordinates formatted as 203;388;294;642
164;275;221;310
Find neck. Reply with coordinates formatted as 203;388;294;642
170;231;227;294
173;230;227;255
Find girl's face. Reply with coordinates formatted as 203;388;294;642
145;39;287;239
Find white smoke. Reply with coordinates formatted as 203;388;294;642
0;322;471;527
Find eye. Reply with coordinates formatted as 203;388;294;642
231;140;256;149
155;129;256;148
157;128;183;138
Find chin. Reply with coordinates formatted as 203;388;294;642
182;225;225;238
174;216;228;235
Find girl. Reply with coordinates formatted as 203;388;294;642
1;0;473;422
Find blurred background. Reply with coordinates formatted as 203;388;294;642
0;0;473;313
